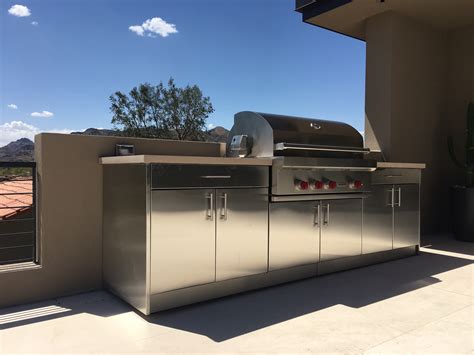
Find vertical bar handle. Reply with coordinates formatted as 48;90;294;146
396;187;402;207
220;193;227;220
206;192;214;220
389;187;395;207
313;204;320;226
323;203;330;225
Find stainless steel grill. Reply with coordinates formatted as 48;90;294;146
227;111;376;196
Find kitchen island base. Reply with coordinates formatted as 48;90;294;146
103;162;421;315
145;246;416;313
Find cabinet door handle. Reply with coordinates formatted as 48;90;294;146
389;187;395;207
206;192;214;221
396;187;402;207
220;193;227;220
313;204;320;227
323;203;330;225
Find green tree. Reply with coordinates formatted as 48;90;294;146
109;78;214;141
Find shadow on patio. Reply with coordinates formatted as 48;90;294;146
1;234;471;343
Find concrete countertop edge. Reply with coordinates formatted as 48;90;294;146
99;154;273;166
376;162;426;169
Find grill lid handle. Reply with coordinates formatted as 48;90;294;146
274;142;371;155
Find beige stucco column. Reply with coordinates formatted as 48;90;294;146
364;12;473;234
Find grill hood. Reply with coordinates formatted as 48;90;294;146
227;111;368;159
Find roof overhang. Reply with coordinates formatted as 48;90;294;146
296;0;474;41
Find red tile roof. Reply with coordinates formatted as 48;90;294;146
0;178;33;220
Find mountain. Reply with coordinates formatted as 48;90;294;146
0;138;35;162
71;128;119;136
0;126;229;162
204;126;229;143
72;126;230;142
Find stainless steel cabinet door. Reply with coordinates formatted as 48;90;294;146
320;199;362;261
393;184;420;249
216;188;268;281
269;201;320;271
363;186;394;253
151;189;216;294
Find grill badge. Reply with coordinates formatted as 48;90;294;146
310;122;321;130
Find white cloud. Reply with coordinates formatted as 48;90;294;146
129;25;144;36
207;123;215;130
8;4;31;17
129;17;178;38
31;110;54;118
0;121;74;147
31;21;38;26
7;104;18;110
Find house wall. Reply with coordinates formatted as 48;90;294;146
365;12;473;234
0;133;223;308
443;24;474;212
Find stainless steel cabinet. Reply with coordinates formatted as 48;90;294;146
216;188;268;281
363;186;394;253
151;189;216;294
269;201;320;271
393;184;420;248
363;183;420;253
320;199;362;261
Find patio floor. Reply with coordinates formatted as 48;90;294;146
0;234;472;354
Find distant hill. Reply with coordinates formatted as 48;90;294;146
0;138;35;162
0;126;229;162
71;126;229;142
71;128;119;136
205;126;229;143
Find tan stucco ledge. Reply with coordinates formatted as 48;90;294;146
377;162;426;169
99;154;273;166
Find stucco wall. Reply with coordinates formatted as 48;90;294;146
0;133;223;308
443;24;474;205
364;12;473;234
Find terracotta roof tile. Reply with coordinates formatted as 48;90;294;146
0;178;33;220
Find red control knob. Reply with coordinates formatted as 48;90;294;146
296;180;309;190
354;180;363;189
328;181;337;189
312;180;323;190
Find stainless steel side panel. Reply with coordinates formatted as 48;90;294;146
269;201;320;270
103;165;149;314
216;188;268;281
363;186;394;253
320;199;362;261
151;164;269;189
393;184;420;248
151;189;216;293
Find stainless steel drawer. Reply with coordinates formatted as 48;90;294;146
371;168;421;185
151;164;269;189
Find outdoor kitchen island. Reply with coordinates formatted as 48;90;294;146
101;113;424;315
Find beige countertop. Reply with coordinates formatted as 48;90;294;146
376;162;426;169
99;154;273;166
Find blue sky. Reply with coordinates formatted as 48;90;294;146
0;0;365;146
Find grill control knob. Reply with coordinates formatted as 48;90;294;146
312;180;323;190
324;180;337;190
349;180;364;189
295;180;309;191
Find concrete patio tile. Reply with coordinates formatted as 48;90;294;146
358;283;472;333
214;305;402;354
0;303;157;353
94;305;400;354
429;263;474;297
365;306;474;354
